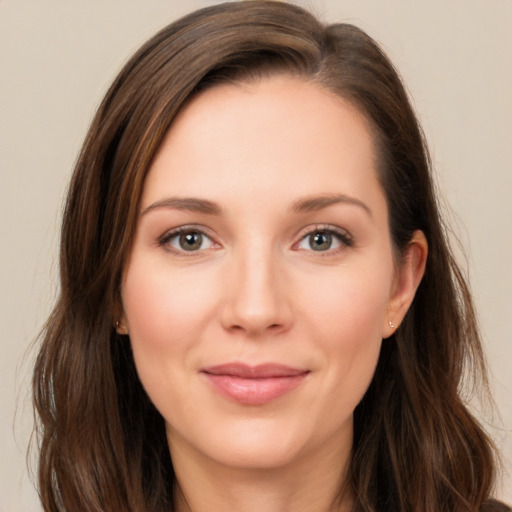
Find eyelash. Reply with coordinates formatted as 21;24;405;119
295;225;354;255
157;224;353;256
158;226;217;256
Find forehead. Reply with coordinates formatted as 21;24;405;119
142;75;383;213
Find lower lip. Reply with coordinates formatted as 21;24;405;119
202;373;308;405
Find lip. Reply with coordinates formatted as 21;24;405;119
201;363;309;405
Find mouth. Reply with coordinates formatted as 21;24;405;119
200;363;310;405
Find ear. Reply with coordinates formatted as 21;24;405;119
382;230;428;338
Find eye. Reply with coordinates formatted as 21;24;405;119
160;228;216;253
296;227;352;253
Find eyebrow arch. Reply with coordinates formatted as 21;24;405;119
291;193;372;217
141;197;222;216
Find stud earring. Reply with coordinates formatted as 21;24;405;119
115;320;128;335
388;320;396;329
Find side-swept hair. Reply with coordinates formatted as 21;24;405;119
33;2;505;511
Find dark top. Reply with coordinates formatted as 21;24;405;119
485;499;512;512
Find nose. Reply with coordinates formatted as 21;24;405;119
220;245;293;337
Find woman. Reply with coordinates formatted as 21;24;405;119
32;1;510;511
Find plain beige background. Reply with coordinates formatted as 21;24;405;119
1;0;510;510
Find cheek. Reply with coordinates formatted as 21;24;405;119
121;259;217;377
322;289;385;384
302;266;390;343
296;264;391;398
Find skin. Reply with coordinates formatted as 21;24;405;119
120;75;427;512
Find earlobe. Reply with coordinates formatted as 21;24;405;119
115;319;129;335
113;298;129;335
383;230;428;338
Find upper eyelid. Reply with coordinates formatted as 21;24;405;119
293;225;354;254
156;223;353;249
159;224;215;241
295;224;353;242
157;225;219;251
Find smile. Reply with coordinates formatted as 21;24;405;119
201;363;310;405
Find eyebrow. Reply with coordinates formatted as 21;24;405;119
141;197;222;216
141;193;371;218
291;193;372;217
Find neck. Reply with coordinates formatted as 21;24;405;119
170;432;353;512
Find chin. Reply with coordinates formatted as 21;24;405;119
168;410;351;472
205;427;308;470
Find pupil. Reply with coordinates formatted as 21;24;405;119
180;232;202;251
311;232;331;251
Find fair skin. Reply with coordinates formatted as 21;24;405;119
120;75;427;512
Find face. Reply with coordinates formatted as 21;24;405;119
120;75;415;472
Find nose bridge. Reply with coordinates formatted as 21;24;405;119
222;237;290;335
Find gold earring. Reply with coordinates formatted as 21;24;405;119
115;321;128;335
388;320;396;329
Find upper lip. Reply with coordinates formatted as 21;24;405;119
201;363;309;379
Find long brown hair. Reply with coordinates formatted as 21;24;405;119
32;2;507;511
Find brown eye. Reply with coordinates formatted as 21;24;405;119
179;232;204;251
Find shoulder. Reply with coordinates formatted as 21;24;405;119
482;499;512;512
